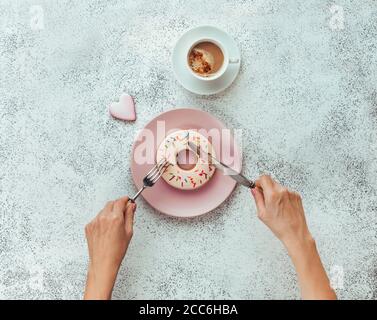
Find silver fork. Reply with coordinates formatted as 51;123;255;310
131;158;169;202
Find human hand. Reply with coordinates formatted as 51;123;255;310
251;175;313;253
84;196;136;300
251;175;336;299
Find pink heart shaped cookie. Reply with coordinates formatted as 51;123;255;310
109;93;136;121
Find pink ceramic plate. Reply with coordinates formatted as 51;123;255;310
131;108;242;217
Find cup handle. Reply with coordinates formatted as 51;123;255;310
229;57;240;64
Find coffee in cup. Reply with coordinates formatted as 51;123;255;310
188;41;224;78
186;38;239;81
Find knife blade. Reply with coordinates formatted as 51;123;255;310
187;141;255;189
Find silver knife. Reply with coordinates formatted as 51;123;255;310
187;141;255;189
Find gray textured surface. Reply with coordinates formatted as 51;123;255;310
0;0;376;300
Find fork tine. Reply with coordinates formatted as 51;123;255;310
146;158;165;176
133;159;169;201
156;160;169;174
147;160;168;183
157;160;169;174
147;159;168;181
150;164;168;184
151;170;165;184
146;170;159;182
146;159;167;180
156;158;168;171
147;165;160;179
144;158;165;181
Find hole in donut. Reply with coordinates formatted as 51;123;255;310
176;149;197;171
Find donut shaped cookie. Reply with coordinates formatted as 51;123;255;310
156;130;216;190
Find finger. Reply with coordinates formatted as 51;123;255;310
289;190;298;200
125;202;136;237
255;175;276;195
255;175;274;187
113;196;130;216
84;224;90;239
100;201;115;215
251;187;266;217
292;191;303;207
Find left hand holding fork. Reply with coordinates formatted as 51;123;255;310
84;196;136;300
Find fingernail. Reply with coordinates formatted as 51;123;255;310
251;188;256;197
132;203;136;211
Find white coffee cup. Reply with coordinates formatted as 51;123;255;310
186;37;239;81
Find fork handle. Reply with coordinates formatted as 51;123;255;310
131;186;145;202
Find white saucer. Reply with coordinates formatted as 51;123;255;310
172;26;241;95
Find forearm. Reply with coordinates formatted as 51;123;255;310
286;238;337;300
84;264;119;300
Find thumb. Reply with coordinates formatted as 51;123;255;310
125;202;136;237
251;187;266;218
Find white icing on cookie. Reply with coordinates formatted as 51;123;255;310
156;130;216;190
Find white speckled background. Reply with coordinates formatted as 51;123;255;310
0;0;376;300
